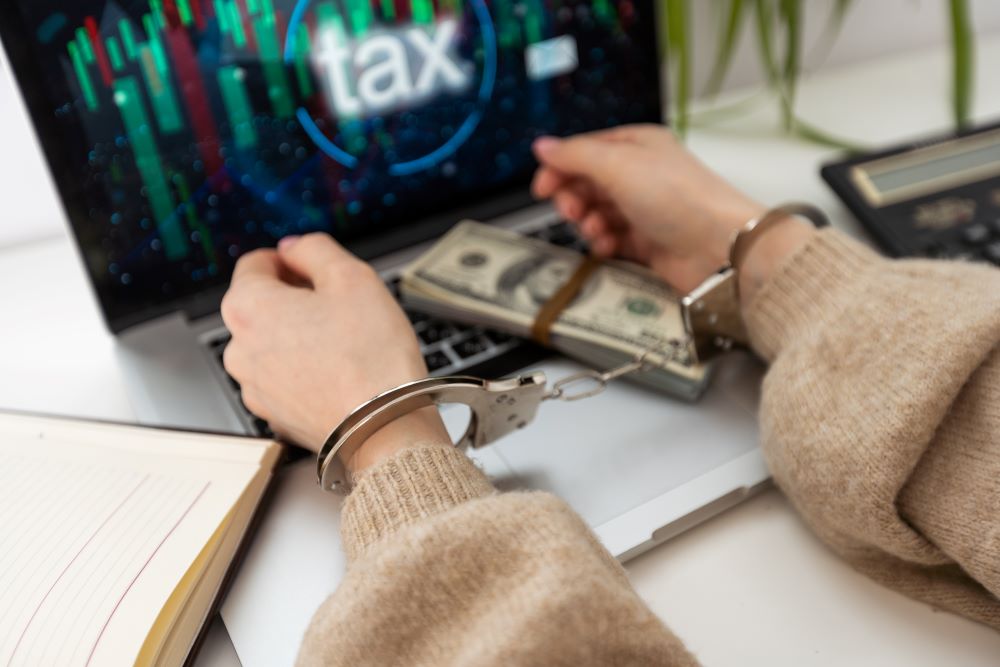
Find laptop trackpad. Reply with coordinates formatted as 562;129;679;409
442;352;764;527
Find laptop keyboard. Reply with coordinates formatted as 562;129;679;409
209;220;587;437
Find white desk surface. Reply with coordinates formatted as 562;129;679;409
3;32;1000;667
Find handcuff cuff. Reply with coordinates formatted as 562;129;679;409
318;203;829;493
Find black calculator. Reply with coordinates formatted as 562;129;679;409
821;121;1000;267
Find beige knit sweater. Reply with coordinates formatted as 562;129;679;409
298;230;1000;666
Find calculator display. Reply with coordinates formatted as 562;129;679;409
851;129;1000;207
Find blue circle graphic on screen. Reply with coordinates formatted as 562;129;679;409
284;0;497;177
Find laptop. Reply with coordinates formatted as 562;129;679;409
0;0;767;562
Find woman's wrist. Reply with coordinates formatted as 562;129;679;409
737;218;818;307
343;406;452;477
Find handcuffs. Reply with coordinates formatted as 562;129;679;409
318;203;829;493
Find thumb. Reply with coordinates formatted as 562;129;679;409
277;232;355;286
532;135;621;184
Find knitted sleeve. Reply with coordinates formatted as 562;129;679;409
297;445;697;666
744;229;1000;628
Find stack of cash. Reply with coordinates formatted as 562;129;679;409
400;221;712;401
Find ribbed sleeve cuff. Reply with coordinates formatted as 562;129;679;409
341;445;496;561
744;229;882;361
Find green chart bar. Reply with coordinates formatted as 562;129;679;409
119;20;139;60
293;23;314;97
106;36;125;72
524;1;544;43
76;27;95;63
345;0;373;35
217;65;258;149
315;2;362;152
172;173;218;266
593;0;616;23
138;45;184;134
214;0;233;34
254;14;294;118
496;3;519;48
150;0;166;28
176;0;195;26
68;41;99;111
113;76;188;260
227;0;248;48
410;0;434;25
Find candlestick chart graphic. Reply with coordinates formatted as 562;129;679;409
18;0;655;314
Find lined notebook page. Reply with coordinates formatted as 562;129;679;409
0;415;274;667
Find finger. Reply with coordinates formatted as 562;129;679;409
531;167;568;199
591;235;618;257
553;189;588;222
221;342;247;381
579;211;609;239
277;232;355;286
239;387;268;420
231;249;281;285
532;135;624;184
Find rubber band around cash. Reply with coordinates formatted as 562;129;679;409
530;255;603;347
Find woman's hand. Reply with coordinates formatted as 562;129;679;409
531;124;816;303
221;233;450;473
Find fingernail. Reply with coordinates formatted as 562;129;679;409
532;136;559;156
278;235;300;250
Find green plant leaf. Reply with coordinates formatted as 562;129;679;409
663;0;691;137
704;0;747;97
753;0;780;86
949;0;974;129
831;0;854;32
792;116;871;154
778;0;802;131
806;0;854;64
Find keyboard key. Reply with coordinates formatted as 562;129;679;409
546;223;581;247
209;334;230;350
486;330;514;345
455;335;492;359
450;322;476;337
962;223;991;245
424;350;452;371
984;242;1000;265
406;309;429;325
419;322;454;345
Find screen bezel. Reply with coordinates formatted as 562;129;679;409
0;2;665;334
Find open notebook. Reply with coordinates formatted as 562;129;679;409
0;412;283;666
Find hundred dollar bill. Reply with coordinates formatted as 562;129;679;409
400;221;712;400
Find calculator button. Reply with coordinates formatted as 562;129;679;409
962;224;991;245
990;219;1000;236
984;242;1000;266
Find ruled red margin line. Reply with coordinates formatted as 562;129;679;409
84;481;211;667
6;474;151;666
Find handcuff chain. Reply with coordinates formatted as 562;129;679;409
543;339;685;403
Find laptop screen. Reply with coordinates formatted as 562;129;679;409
0;1;662;331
